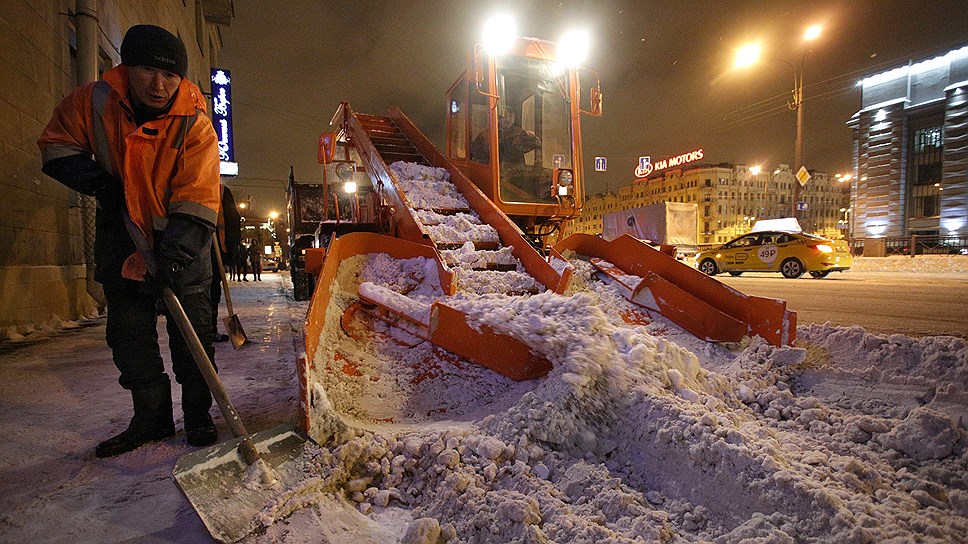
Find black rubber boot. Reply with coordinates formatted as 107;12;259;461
183;382;218;447
96;383;175;458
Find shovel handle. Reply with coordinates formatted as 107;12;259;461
212;241;235;316
161;287;260;466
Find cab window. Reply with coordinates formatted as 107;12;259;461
727;235;758;248
448;78;468;160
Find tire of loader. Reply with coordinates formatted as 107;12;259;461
292;269;314;301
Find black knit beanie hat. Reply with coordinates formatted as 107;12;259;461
120;24;188;77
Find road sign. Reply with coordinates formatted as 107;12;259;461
796;201;808;211
796;166;811;187
594;157;607;172
634;156;653;178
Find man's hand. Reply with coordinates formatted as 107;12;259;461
152;258;184;296
93;179;125;214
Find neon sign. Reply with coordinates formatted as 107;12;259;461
634;148;704;179
211;68;238;176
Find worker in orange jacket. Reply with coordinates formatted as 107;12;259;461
38;25;221;457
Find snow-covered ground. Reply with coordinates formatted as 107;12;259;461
1;244;965;542
850;254;968;274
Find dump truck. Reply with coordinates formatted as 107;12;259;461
602;202;699;259
175;27;796;543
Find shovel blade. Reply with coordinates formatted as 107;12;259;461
173;421;312;543
223;314;247;349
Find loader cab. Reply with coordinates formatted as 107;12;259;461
446;35;601;241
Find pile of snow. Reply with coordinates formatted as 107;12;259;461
2;313;90;344
275;248;968;543
850;255;968;274
424;219;500;247
390;161;469;211
440;242;520;271
455;269;541;295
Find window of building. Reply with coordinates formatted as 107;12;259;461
910;125;943;219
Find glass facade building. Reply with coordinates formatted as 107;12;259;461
847;45;968;238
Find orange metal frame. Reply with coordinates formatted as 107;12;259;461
554;234;797;346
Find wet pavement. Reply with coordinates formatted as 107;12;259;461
0;271;306;543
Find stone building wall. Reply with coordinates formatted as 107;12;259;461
0;0;231;330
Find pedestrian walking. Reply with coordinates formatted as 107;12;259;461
249;240;262;281
38;24;221;457
238;241;250;281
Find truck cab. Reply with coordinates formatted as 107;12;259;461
445;34;601;243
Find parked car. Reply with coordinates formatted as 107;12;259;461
695;231;852;278
261;256;279;272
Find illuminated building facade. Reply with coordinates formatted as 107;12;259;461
848;45;968;238
566;163;848;244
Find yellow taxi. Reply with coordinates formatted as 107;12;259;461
695;231;852;278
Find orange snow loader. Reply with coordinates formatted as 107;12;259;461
174;33;794;543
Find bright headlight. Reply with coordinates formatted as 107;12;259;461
483;14;516;55
558;30;590;67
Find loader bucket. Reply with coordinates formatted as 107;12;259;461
299;231;551;443
300;232;456;440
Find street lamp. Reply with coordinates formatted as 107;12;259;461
750;165;766;217
735;25;822;220
744;215;756;232
836;172;855;239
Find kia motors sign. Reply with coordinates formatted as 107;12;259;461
634;148;704;179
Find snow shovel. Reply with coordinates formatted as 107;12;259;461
162;287;313;543
213;244;247;349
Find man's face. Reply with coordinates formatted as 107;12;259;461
499;110;515;131
128;65;181;110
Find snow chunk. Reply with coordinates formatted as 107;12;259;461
879;407;960;460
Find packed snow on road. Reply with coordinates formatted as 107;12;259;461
244;248;968;544
2;215;966;542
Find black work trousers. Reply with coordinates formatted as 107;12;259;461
103;282;216;392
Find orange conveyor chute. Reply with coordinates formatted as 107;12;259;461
299;232;552;433
338;103;571;294
553;233;797;347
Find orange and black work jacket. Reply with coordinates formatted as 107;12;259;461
38;65;220;293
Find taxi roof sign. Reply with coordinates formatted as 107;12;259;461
752;217;802;233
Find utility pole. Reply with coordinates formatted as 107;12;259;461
792;70;804;220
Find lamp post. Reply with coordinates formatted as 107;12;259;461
750;164;764;217
735;25;822;221
836;172;855;240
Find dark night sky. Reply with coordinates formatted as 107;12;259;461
219;0;968;216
